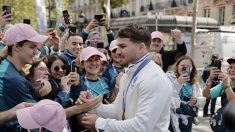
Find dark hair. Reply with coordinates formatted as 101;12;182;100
67;33;82;41
7;40;28;56
223;100;235;131
172;55;198;84
26;60;42;80
117;24;151;49
46;53;69;75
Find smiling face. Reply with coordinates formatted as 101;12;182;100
82;55;101;76
228;63;235;80
31;61;50;86
67;36;84;57
150;38;163;52
116;38;141;67
50;59;67;80
15;41;39;65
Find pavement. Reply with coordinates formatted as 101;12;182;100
192;97;221;132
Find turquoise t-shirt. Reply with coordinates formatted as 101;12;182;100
84;77;110;97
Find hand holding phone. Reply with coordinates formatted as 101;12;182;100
2;5;11;21
182;66;190;77
63;10;70;24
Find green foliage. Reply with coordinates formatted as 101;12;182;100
0;0;69;28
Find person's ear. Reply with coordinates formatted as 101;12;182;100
138;43;146;53
13;43;21;52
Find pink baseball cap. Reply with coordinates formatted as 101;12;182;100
3;23;49;46
80;46;103;62
16;99;67;132
109;39;118;51
100;51;108;62
151;31;165;41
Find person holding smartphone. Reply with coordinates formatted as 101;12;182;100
166;55;205;132
81;13;114;47
203;57;235;132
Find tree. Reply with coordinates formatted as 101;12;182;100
100;0;127;13
0;0;69;28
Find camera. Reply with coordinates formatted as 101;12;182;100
94;14;104;22
62;10;70;24
182;66;190;77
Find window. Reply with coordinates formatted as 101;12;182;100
203;9;210;17
188;0;193;4
218;7;225;25
233;5;235;16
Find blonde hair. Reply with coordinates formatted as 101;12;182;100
149;51;163;68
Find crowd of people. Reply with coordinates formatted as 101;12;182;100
0;9;235;132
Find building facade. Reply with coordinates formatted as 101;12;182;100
68;0;235;26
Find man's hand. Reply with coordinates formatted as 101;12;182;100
81;113;99;131
84;19;99;32
208;67;220;81
75;96;102;113
171;29;183;44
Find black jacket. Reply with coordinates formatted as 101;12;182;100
160;42;187;72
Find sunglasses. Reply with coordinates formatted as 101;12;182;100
54;65;67;72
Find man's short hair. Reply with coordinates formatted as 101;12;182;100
67;33;82;41
117;24;151;49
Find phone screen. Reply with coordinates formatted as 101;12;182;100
97;42;104;48
23;19;31;24
2;5;11;19
69;26;76;34
62;10;70;24
213;60;221;70
71;61;76;72
94;14;103;22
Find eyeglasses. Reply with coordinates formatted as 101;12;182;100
54;65;67;72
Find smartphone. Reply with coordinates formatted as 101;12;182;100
2;5;11;20
48;20;56;28
213;60;221;70
62;10;70;24
94;14;104;22
182;66;190;77
71;61;76;72
97;42;104;48
69;26;76;34
23;19;30;24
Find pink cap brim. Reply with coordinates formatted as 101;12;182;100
83;53;102;62
110;46;118;52
28;34;49;44
16;107;41;129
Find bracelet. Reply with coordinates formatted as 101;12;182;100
223;84;231;90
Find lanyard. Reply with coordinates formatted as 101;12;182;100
122;56;151;120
